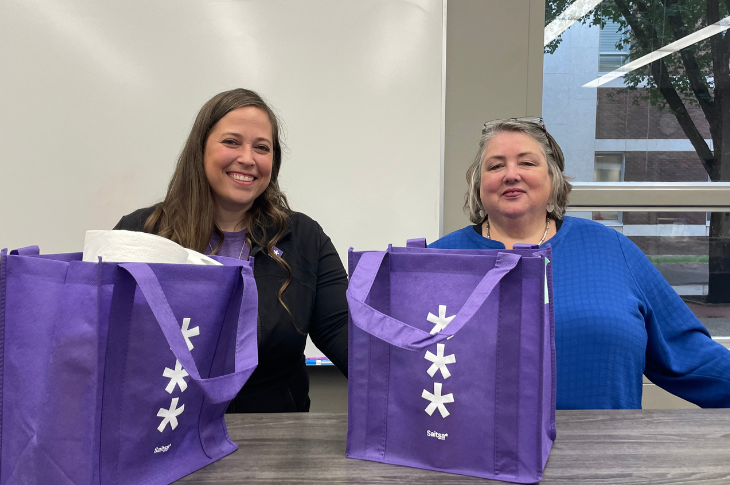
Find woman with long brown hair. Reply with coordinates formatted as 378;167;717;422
114;88;348;412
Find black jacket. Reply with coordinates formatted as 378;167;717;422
114;207;348;412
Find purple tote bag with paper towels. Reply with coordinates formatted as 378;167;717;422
0;247;258;485
346;240;556;483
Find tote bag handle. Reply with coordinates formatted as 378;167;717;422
346;250;521;351
119;263;258;404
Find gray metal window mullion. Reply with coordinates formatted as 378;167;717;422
567;182;730;212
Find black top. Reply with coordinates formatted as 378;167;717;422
114;207;348;412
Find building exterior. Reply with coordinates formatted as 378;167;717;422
542;19;712;294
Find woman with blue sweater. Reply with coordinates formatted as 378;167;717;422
430;118;730;409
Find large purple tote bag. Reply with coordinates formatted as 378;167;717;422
346;240;556;483
0;246;258;484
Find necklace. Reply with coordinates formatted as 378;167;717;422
208;239;247;260
486;215;551;246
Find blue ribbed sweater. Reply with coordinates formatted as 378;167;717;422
430;216;730;409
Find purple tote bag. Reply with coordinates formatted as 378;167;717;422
346;240;556;483
0;246;258;484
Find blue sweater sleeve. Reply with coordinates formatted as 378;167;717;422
618;234;730;407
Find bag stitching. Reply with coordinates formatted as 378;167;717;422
114;274;135;485
536;256;546;475
0;249;7;473
514;262;522;480
548;253;557;441
94;260;105;481
362;254;370;455
346;253;357;453
494;261;522;478
381;252;391;460
494;280;500;476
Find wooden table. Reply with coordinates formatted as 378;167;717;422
178;410;730;484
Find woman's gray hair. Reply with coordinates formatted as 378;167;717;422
464;119;572;223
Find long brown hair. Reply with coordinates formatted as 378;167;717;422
144;88;296;324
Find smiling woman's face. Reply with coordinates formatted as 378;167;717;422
479;131;552;221
203;106;273;215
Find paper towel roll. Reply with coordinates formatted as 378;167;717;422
184;248;223;265
83;230;221;265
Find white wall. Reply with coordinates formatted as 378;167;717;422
0;0;444;265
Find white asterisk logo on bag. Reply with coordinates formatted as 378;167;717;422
422;382;454;418
427;305;455;334
156;317;200;434
424;343;456;379
163;360;189;394
181;318;200;351
157;398;185;432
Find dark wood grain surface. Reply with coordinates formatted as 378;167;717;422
177;410;730;484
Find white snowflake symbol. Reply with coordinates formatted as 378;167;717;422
181;318;200;351
163;360;189;394
427;305;456;334
425;344;456;379
422;382;454;418
157;397;185;432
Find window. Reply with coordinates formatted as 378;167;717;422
599;20;629;72
594;153;623;182
593;153;624;222
545;1;730;309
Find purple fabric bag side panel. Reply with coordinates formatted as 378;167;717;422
514;257;548;481
546;245;558;441
1;255;105;485
542;251;557;467
494;261;521;479
100;266;133;484
363;256;391;461
346;250;391;461
0;250;7;476
541;302;553;468
346;250;368;458
346;251;360;455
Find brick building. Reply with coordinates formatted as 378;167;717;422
596;88;710;227
543;20;712;292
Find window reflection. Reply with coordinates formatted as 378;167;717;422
545;0;730;303
622;212;728;337
598;20;629;72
